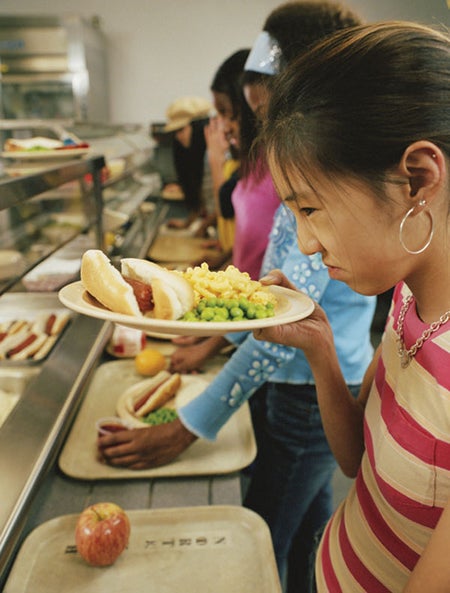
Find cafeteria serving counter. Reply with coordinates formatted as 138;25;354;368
0;309;111;586
0;139;247;590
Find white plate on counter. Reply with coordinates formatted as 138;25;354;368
58;359;256;479
1;147;90;161
4;507;281;593
58;282;315;337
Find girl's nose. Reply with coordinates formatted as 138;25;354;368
297;233;321;256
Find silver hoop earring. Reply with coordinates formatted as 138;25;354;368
399;203;435;254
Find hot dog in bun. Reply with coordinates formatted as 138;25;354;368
0;311;70;361
80;250;195;320
116;370;181;427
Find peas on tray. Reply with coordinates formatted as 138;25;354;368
142;407;178;425
182;297;276;322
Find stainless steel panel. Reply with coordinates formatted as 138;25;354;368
2;72;73;83
0;314;112;586
2;56;69;74
0;15;108;121
0;26;68;56
0;366;39;427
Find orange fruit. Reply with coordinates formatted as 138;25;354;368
134;348;167;376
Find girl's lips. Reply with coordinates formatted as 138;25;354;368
325;264;342;279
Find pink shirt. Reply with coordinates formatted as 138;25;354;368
231;166;279;279
316;282;450;592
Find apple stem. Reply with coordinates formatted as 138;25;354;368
92;508;102;521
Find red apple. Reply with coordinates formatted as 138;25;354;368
75;502;130;566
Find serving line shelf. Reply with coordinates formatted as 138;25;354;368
0;155;105;295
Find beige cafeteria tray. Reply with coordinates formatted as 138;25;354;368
4;507;282;593
59;359;256;479
148;234;222;263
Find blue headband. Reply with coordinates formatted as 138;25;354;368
244;31;282;75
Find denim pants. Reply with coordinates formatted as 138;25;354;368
306;523;327;593
244;382;359;593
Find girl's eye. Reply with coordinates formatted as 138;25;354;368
300;207;316;217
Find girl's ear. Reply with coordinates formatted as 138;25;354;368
400;141;444;201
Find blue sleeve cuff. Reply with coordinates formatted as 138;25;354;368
179;336;295;440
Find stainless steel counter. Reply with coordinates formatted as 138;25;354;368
0;312;111;587
22;464;242;530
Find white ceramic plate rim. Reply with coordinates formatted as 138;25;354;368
58;281;314;336
1;147;90;160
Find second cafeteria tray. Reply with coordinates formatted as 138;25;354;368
4;506;282;593
59;359;256;479
148;234;222;263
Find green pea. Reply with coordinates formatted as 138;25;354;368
183;311;198;321
246;304;256;319
201;307;215;321
196;300;206;312
238;298;250;310
225;299;239;310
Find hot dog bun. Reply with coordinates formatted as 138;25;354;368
121;258;194;320
80;250;195;320
0;311;70;361
81;250;142;316
8;333;48;361
116;371;181;427
32;311;71;336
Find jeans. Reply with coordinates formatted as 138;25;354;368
306;523;327;593
244;382;360;593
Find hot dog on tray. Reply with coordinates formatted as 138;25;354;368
0;311;70;361
116;370;181;427
80;250;194;320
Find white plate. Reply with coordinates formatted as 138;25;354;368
144;330;180;340
58;282;314;337
1;147;90;161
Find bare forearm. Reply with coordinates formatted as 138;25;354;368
307;339;366;477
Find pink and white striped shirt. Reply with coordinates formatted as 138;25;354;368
316;282;450;592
